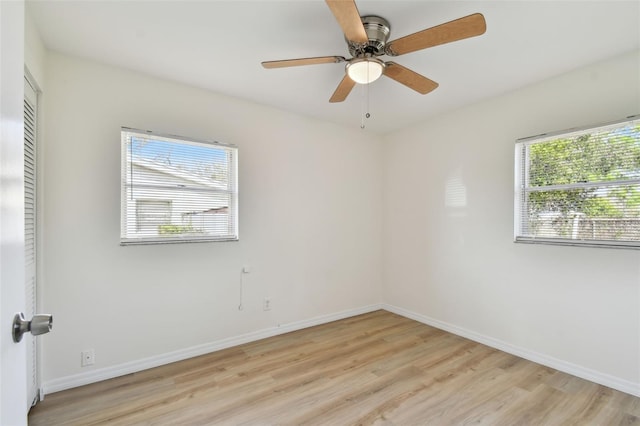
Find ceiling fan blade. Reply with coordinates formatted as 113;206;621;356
329;75;356;103
325;0;368;43
262;56;346;69
386;13;486;56
383;62;438;94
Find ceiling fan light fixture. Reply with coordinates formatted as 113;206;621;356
346;58;385;84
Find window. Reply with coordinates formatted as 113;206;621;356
121;128;238;245
515;115;640;249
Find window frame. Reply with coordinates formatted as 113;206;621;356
120;127;239;245
514;115;640;250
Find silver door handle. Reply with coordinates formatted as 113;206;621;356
12;312;53;343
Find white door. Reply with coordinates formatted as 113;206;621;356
1;0;29;425
24;76;39;408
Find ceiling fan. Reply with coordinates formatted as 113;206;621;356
262;0;486;103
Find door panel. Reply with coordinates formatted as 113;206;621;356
1;0;28;424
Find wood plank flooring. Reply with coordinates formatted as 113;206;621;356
29;310;640;425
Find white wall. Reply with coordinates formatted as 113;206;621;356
40;52;383;388
383;50;640;393
25;9;46;90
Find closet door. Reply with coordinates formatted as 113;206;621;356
24;76;38;407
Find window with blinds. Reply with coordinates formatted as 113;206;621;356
121;128;238;245
515;115;640;249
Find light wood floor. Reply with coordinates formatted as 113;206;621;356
29;310;639;425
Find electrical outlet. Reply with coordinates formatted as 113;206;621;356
81;349;95;367
263;297;272;311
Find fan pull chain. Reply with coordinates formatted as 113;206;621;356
360;71;366;128
361;67;372;129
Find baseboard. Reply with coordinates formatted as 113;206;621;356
42;303;639;398
383;303;640;397
42;303;383;396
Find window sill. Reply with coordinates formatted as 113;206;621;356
120;236;239;246
514;237;640;250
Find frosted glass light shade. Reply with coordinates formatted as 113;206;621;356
346;58;384;84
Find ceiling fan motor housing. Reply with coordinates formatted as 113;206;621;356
347;15;390;57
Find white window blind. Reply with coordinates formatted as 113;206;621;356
121;128;238;245
514;116;640;249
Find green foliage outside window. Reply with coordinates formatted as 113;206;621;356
158;224;201;235
517;119;640;244
527;125;640;219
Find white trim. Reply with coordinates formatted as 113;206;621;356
516;114;639;143
41;304;383;395
383;304;640;397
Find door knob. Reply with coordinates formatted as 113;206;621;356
12;312;53;343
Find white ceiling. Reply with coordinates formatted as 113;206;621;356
27;1;640;134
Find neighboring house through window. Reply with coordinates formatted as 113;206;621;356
136;199;172;233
